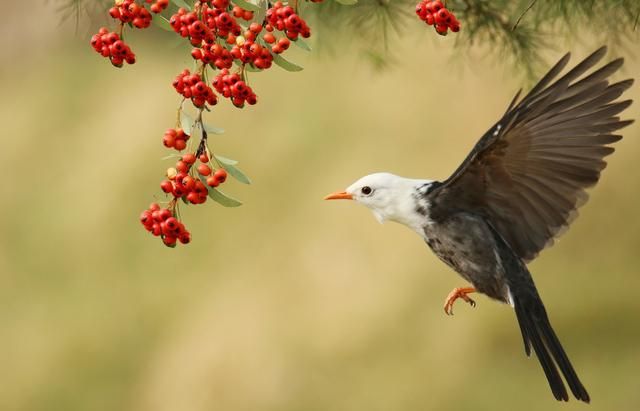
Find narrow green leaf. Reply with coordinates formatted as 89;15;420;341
209;187;243;207
153;15;174;31
198;175;243;207
251;0;267;24
214;155;238;165
180;110;193;135
231;0;261;12
272;53;303;72
203;123;225;135
293;38;312;51
220;162;251;184
191;121;203;142
171;0;192;10
335;0;358;4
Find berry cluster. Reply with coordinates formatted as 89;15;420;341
266;2;311;40
90;28;136;67
263;34;290;54
109;0;153;29
227;24;274;69
416;0;460;35
163;128;190;151
231;4;255;21
143;129;230;246
213;69;258;107
140;203;191;247
148;0;169;14
172;69;218;108
92;1;326;246
191;43;234;69
162;157;210;205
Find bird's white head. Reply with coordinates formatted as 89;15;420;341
325;172;434;229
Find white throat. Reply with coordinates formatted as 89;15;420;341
373;181;431;234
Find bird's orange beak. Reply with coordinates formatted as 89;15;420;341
324;191;353;200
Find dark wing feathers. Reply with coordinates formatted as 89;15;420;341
430;46;634;262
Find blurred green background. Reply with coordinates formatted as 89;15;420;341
1;2;639;411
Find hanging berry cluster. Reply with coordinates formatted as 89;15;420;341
90;28;137;67
92;1;463;247
91;0;325;247
140;203;191;247
415;0;460;35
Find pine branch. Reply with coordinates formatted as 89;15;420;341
60;0;640;76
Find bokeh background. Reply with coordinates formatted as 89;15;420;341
1;2;639;411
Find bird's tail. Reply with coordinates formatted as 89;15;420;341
511;288;590;402
491;227;590;402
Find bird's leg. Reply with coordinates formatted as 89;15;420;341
444;287;477;315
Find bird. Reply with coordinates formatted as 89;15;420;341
324;46;634;403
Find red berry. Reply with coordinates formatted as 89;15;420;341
165;217;179;231
182;153;196;164
174;139;187;151
176;160;189;173
278;37;290;50
182;175;196;191
435;23;448;34
263;33;276;44
186;191;200;204
431;1;444;12
213;168;228;184
159;208;172;221
435;8;450;24
163;134;175;148
163;235;177;247
206;175;219;187
178;231;191;244
197;163;212;176
249;23;262;33
140;211;152;225
160;180;174;193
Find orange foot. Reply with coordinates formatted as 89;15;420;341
443;287;477;315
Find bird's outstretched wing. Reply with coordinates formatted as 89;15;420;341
428;47;634;263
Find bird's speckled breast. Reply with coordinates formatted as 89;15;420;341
422;212;510;302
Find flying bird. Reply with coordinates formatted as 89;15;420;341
325;47;634;403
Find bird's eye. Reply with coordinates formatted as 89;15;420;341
361;186;373;195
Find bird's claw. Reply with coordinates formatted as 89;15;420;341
443;287;477;316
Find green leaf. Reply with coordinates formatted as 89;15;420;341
251;0;267;25
171;0;192;10
153;15;174;31
272;53;303;72
203;123;225;135
214;155;238;165
180;110;193;135
335;0;358;4
231;0;261;12
191;121;203;142
198;175;243;207
208;187;243;207
293;38;312;52
220;162;251;185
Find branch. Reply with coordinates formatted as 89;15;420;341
512;0;538;31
